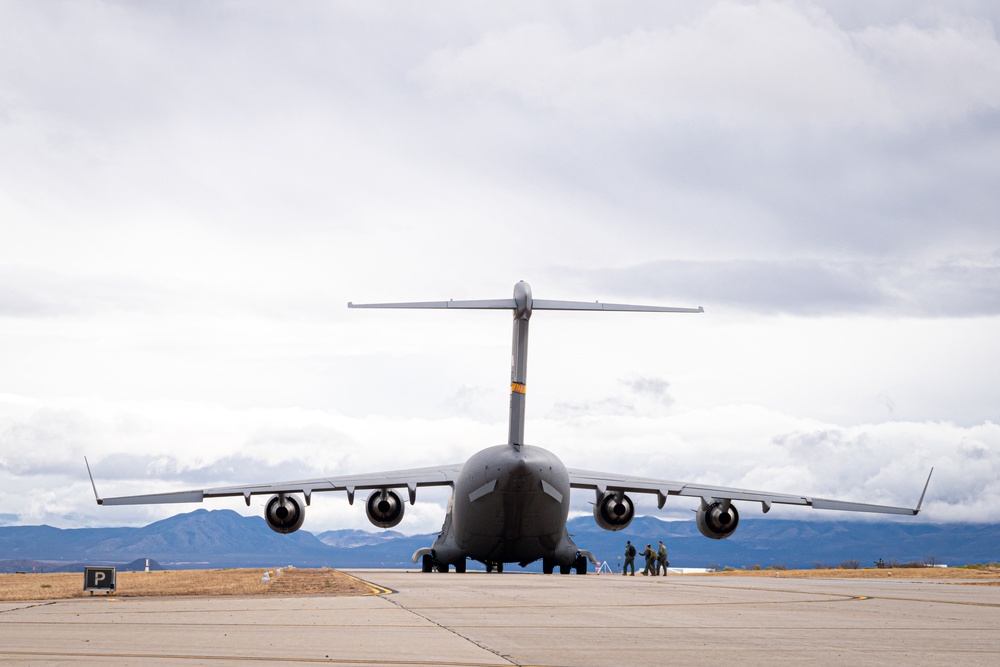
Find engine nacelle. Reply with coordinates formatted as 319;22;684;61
696;500;740;539
366;489;405;528
265;494;306;534
593;491;634;531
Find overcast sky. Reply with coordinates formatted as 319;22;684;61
2;1;998;535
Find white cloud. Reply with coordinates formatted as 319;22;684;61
415;2;1000;130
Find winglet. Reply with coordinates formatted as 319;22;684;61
914;467;934;514
84;456;103;505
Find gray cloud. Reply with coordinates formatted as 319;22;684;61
0;267;168;318
548;376;674;419
622;377;674;406
549;396;638;420
0;266;348;321
566;254;1000;317
442;385;504;424
94;453;328;488
416;6;1000;130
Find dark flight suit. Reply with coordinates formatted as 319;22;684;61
641;546;656;576
623;542;636;575
657;543;668;576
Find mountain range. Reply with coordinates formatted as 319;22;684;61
1;509;996;572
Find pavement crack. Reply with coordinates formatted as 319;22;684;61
382;595;520;666
0;601;60;615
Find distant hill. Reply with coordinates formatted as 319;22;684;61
1;556;166;574
1;509;996;572
315;528;407;548
0;510;335;571
568;515;999;570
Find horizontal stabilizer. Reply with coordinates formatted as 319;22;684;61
533;299;703;313
348;299;515;310
348;282;703;315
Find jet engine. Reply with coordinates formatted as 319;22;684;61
265;494;306;534
696;500;740;539
593;491;634;531
366;489;405;528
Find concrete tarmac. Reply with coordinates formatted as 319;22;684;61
1;570;998;666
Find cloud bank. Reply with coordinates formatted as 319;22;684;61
1;1;997;534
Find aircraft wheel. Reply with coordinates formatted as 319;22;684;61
496;562;503;573
437;562;449;573
559;564;570;575
574;555;588;575
421;554;433;573
542;558;554;575
485;562;494;573
455;559;466;573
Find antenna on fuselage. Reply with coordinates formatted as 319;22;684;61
348;281;703;449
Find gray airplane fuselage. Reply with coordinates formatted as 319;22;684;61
430;443;580;568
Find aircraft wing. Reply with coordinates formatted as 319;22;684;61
87;459;464;507
567;468;933;516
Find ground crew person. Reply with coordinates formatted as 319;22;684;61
656;540;668;576
623;540;636;576
641;543;656;576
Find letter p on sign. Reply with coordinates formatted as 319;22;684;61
84;566;116;592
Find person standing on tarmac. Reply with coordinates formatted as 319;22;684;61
641;544;656;576
623;540;636;576
656;540;668;576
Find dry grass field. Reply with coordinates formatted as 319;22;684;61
4;565;998;602
704;565;1000;581
0;567;374;602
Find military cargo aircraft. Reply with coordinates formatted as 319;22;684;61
88;281;931;574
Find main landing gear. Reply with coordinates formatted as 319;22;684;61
543;555;588;575
420;554;585;574
421;554;467;573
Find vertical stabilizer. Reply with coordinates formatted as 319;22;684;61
508;282;532;448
